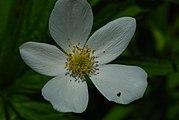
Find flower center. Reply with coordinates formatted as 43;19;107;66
65;44;99;80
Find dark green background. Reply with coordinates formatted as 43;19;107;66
0;0;179;120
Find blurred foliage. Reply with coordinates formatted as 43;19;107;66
0;0;179;120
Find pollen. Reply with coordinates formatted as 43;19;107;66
65;44;99;80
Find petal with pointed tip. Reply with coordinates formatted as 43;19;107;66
87;17;136;64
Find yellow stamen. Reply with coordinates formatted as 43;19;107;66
65;44;99;80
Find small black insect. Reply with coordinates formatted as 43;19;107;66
117;92;121;97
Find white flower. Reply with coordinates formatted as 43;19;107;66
19;0;148;113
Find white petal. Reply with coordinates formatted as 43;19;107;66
87;17;136;64
49;0;93;51
91;64;148;104
19;42;66;76
42;74;88;113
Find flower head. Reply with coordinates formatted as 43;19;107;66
20;0;148;113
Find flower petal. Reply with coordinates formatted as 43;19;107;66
87;17;136;64
90;64;148;104
49;0;93;51
42;74;88;113
19;42;66;76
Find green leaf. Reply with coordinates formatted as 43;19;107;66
10;95;80;120
115;5;143;17
0;0;12;35
112;58;173;76
0;0;56;86
151;26;166;52
103;106;133;120
88;0;100;6
0;99;6;120
167;103;179;120
13;71;50;94
167;72;179;98
148;4;168;53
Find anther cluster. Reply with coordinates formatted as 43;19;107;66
65;44;99;81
